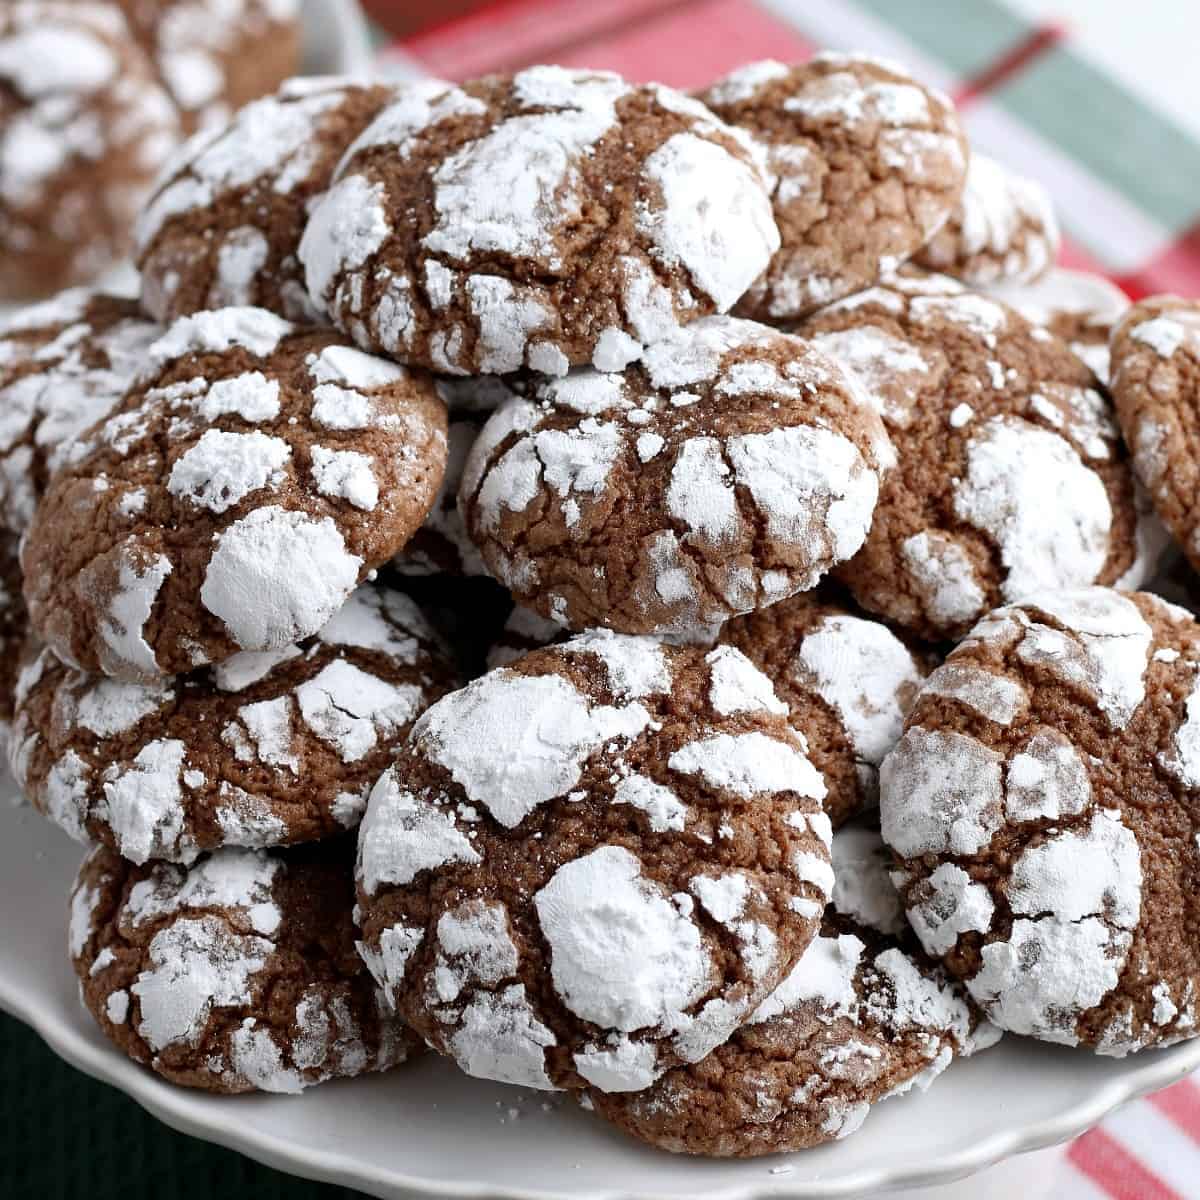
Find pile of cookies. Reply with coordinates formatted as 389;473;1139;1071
4;48;1200;1161
0;0;302;301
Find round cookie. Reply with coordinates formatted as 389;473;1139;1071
1110;296;1200;575
22;306;448;680
0;534;27;749
797;271;1142;640
459;316;890;636
0;4;180;300
585;825;996;1156
697;54;968;320
0;288;160;533
137;77;396;324
985;267;1130;384
881;587;1200;1055
716;591;931;828
299;69;779;376
915;153;1059;288
10;583;457;864
355;631;835;1093
115;0;302;134
70;838;419;1093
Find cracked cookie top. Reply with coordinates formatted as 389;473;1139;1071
458;316;890;637
698;53;967;320
70;837;419;1093
354;631;834;1094
137;77;396;323
881;587;1200;1055
798;272;1142;640
11;583;457;863
298;68;779;376
22;306;448;679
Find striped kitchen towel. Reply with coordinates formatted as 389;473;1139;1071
365;2;1200;1196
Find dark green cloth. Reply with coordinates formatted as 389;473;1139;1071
0;1012;363;1199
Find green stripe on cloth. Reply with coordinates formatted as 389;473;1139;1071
847;0;1030;77
993;48;1200;235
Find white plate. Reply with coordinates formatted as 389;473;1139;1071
2;796;1197;1200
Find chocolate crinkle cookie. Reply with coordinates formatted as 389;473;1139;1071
881;587;1200;1055
459;316;890;636
10;583;457;864
1110;296;1200;574
985;267;1131;384
137;77;397;324
355;631;835;1093
914;153;1059;288
697;54;967;320
299;68;780;376
797;271;1143;641
22;306;448;680
586;825;998;1156
0;534;27;750
0;3;180;300
0;288;160;533
114;0;302;134
70;837;420;1094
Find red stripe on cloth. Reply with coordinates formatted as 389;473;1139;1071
1148;1078;1200;1142
1116;218;1200;301
397;0;690;79
953;23;1066;107
1067;1128;1184;1200
552;0;814;89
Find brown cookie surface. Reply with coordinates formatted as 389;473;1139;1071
12;583;457;862
70;837;419;1094
299;69;779;375
586;826;996;1156
797;272;1141;640
881;587;1200;1055
0;4;180;300
355;632;834;1094
915;153;1059;287
22;307;448;680
698;54;967;320
0;289;161;533
1110;296;1200;574
138;77;396;323
459;317;889;636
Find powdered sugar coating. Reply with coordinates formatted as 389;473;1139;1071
69;839;417;1094
22;309;448;679
354;635;832;1092
699;54;967;321
460;317;888;637
301;68;778;375
10;584;457;862
881;587;1200;1054
137;77;393;323
799;272;1140;640
0;5;181;298
585;822;989;1156
916;153;1059;287
0;291;161;534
